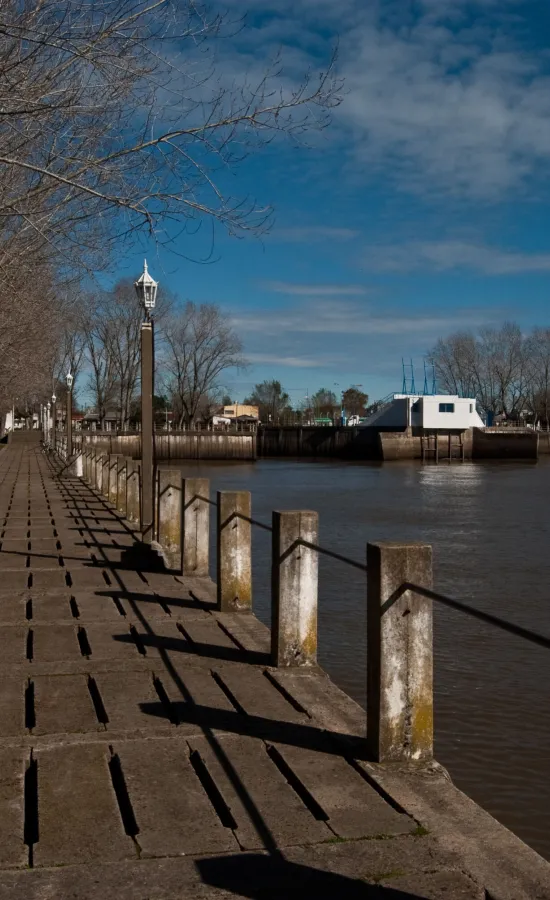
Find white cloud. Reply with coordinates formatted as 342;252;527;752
245;353;323;368
233;299;493;336
216;0;550;200
363;241;550;274
261;281;368;296
271;226;360;243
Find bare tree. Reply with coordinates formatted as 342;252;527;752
431;331;479;399
81;303;118;429
163;302;245;426
524;328;550;427
0;0;341;275
430;322;527;418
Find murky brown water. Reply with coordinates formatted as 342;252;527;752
163;457;550;860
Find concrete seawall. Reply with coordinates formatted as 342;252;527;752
81;431;256;461
74;425;540;463
258;425;538;461
379;427;538;461
258;425;379;459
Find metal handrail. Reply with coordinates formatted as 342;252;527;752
405;582;550;650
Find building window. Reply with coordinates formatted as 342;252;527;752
439;403;455;413
469;404;473;413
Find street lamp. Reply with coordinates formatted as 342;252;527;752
134;259;158;543
66;371;73;458
51;392;57;452
46;401;51;446
134;259;158;320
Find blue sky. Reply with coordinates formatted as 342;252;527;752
119;0;550;404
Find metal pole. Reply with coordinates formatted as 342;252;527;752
141;320;154;543
67;389;73;458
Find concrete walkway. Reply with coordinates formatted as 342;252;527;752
0;443;549;899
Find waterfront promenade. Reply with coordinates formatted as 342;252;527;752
0;441;549;898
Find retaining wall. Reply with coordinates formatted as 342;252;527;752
258;425;380;459
379;427;537;461
472;428;538;460
81;431;256;461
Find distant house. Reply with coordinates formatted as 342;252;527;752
362;394;485;430
81;410;120;432
221;403;259;421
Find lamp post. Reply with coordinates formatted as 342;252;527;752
46;401;51;446
51;392;57;452
134;259;158;544
66;371;73;458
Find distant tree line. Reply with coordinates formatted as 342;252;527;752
430;322;550;424
243;382;369;424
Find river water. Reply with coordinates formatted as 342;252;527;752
163;457;550;860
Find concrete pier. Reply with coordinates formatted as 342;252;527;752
0;439;548;899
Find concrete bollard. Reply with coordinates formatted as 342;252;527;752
366;541;433;763
126;459;141;525
108;454;120;506
182;478;210;576
117;457;127;516
271;510;318;667
157;469;183;571
217;491;252;612
96;454;104;493
102;456;110;499
94;453;102;492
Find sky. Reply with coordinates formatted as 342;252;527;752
119;0;550;405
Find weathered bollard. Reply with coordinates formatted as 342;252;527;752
117;457;128;516
217;491;252;611
271;510;318;667
96;454;104;493
366;541;433;762
126;459;140;526
108;454;120;506
182;478;210;576
94;452;102;492
157;469;183;571
102;456;110;499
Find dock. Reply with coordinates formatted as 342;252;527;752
0;439;549;899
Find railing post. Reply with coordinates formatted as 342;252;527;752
217;491;252;611
102;456;110;499
96;453;104;493
366;541;433;762
108;454;120;505
271;510;318;667
157;469;183;571
182;478;210;576
117;457;127;517
126;459;141;526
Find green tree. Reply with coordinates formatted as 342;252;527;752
342;387;368;417
311;388;338;419
244;380;289;423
